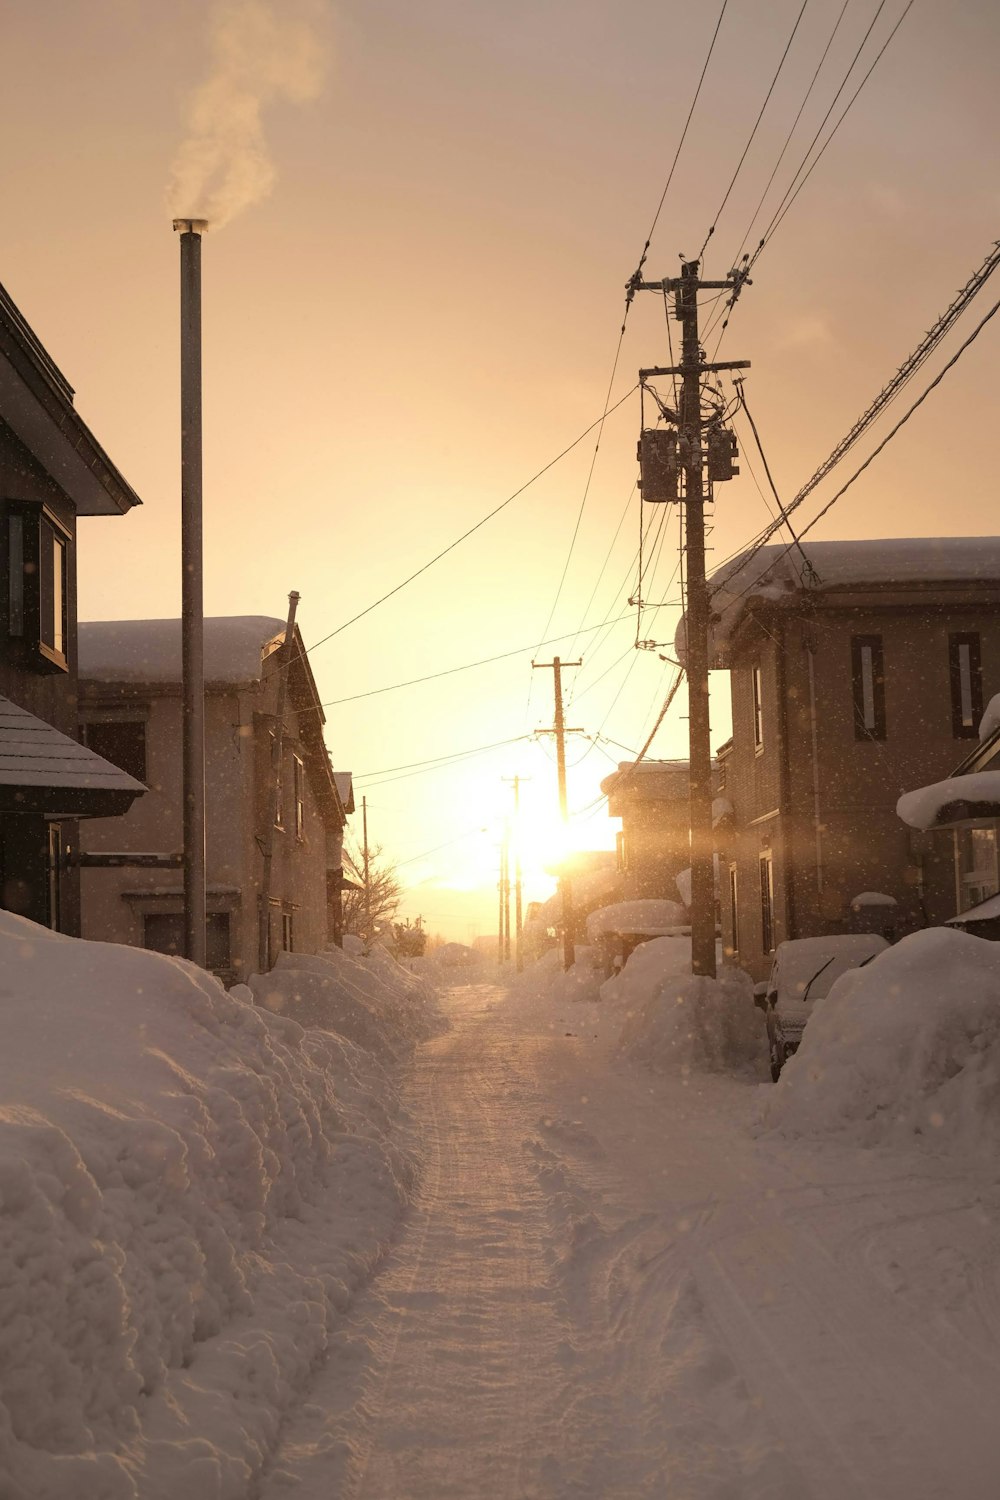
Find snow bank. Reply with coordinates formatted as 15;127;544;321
763;928;1000;1153
605;937;764;1074
250;944;442;1064
980;692;1000;743
0;913;420;1499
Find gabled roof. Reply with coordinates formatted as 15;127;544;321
0;281;142;517
680;536;1000;667
0;696;145;816
333;772;355;814
79;617;288;686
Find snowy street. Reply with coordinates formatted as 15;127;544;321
261;979;1000;1500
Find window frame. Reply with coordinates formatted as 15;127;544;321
293;752;305;840
759;850;775;955
728;862;739;956
851;634;887;741
751;664;764;753
949;632;984;740
6;501;70;673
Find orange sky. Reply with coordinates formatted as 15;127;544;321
3;0;999;938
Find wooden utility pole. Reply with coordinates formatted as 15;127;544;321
636;260;750;977
503;774;529;972
497;834;507;968
533;656;583;971
258;590;299;973
502;821;511;963
362;794;371;951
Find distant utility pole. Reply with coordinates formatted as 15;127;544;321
497;831;508;968
362;794;371;950
635;259;750;978
503;775;530;971
533;656;583;971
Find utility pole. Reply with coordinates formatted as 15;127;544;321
635;259;750;978
258;590;300;972
497;833;507;968
362;794;371;951
502;821;511;963
503;774;529;972
533;657;583;971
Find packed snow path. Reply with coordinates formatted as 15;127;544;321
262;982;1000;1499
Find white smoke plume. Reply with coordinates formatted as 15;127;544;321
168;0;329;230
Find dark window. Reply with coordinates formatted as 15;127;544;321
949;633;983;739
47;823;62;932
293;753;305;839
752;665;764;750
6;503;70;672
729;863;739;956
281;910;294;952
144;911;231;971
851;635;886;740
82;720;147;782
759;852;774;955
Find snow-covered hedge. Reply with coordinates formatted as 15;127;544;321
605;936;765;1074
0;914;426;1499
763;927;1000;1152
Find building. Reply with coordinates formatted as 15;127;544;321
700;537;1000;980
0;280;146;932
77;616;349;983
600;759;691;902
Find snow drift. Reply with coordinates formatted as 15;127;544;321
602;936;765;1074
763;927;1000;1153
0;913;427;1499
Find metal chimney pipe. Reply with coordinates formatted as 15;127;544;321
173;218;208;967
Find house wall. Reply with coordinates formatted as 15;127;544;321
79;677;333;982
720;595;1000;979
616;795;690;900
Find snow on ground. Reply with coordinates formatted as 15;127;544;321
0;915;437;1500
763;927;1000;1155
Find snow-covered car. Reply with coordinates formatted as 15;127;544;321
764;934;889;1081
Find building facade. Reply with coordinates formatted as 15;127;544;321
707;538;1000;981
600;759;692;903
77;616;349;983
0;281;145;932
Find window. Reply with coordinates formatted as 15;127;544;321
82;720;147;781
728;863;739;956
949;633;983;739
143;911;232;971
293;753;305;839
47;824;62;932
955;825;999;913
759;851;775;954
281;910;294;952
269;732;284;828
6;503;70;672
851;635;886;740
752;665;764;751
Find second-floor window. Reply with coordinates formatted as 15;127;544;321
729;863;739;955
7;503;70;673
752;664;764;751
293;753;305;839
851;635;886;740
759;851;774;954
949;633;983;739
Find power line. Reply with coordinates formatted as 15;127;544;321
314;612;637;710
698;0;811;261
356;735;530;785
291;386;637;665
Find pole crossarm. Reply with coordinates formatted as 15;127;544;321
640;361;750;378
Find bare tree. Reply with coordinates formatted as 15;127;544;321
342;843;401;946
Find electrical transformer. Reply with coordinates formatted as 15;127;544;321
707;427;739;482
637;428;678;503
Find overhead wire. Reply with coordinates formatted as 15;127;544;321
698;0;812;262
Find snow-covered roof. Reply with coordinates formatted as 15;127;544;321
896;770;1000;831
601;759;689;802
850;891;898;909
333;772;354;814
585;899;688;942
0;696;146;811
678;537;1000;667
946;891;1000;926
980;695;1000;744
79;617;287;685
